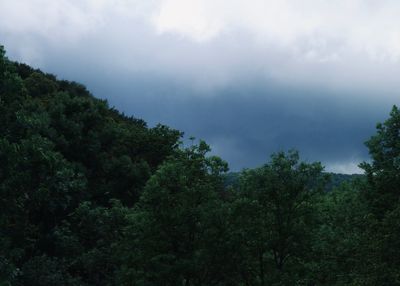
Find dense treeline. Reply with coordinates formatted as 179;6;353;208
224;172;363;192
1;45;400;285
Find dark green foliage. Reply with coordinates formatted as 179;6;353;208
117;142;232;285
16;255;81;286
311;181;368;285
232;151;327;285
0;46;181;285
226;171;363;192
53;201;129;285
355;106;400;285
324;173;364;192
2;44;400;285
361;105;400;216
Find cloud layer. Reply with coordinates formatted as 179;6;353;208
1;0;400;173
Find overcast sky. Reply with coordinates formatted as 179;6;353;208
1;0;400;173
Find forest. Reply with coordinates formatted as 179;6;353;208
1;44;400;286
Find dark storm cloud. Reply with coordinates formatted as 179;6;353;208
4;39;397;173
72;71;394;173
2;0;400;173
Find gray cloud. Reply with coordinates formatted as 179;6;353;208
1;0;400;173
67;70;391;173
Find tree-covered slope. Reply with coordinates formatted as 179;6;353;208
2;44;400;286
0;45;182;285
225;171;364;192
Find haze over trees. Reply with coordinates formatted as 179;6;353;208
1;44;400;285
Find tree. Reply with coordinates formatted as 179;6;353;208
311;180;368;285
0;45;27;139
361;105;400;216
52;200;129;286
117;141;232;286
357;106;400;285
237;150;327;285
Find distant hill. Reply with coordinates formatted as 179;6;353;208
224;171;364;191
324;172;364;191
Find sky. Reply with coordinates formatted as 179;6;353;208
1;0;400;173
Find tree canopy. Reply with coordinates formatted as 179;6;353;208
1;44;400;285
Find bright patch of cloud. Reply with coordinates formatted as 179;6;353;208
325;161;364;175
0;0;393;171
151;0;400;63
2;0;400;93
151;0;224;41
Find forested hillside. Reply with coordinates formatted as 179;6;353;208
224;172;364;192
1;45;400;285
